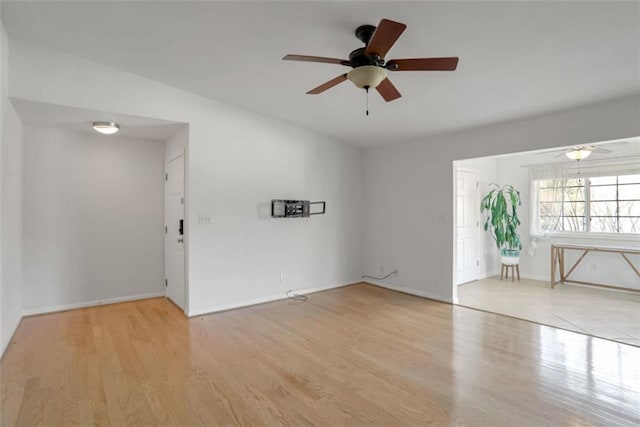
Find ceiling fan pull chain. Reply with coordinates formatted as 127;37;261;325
577;161;582;181
365;86;369;116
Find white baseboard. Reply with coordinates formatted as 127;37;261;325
187;281;357;317
22;291;166;316
364;280;453;304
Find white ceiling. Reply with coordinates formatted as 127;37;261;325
3;1;639;147
11;98;185;141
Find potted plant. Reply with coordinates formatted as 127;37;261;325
480;183;522;265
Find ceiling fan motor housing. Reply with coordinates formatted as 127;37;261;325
355;24;376;45
349;48;384;68
351;24;385;68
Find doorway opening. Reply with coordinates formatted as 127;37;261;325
452;137;640;346
15;99;189;315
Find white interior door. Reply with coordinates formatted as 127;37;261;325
456;169;479;285
165;155;185;310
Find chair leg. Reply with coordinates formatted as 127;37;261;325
516;265;520;281
500;264;504;280
511;265;515;282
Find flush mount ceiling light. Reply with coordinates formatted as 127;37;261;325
565;147;593;161
92;121;120;135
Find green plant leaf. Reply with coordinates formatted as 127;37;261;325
480;184;522;251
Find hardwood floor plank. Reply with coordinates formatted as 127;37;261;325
2;284;639;426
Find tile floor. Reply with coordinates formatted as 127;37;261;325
457;277;640;346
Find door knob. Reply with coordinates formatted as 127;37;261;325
177;237;184;243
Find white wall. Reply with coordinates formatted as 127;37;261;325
495;153;640;289
22;126;166;313
187;117;363;315
456;157;499;279
9;38;364;316
364;95;640;302
1;23;23;355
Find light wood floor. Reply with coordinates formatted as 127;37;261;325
2;283;639;426
458;277;640;346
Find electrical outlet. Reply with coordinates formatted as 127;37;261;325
280;273;286;283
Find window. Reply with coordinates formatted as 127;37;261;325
536;174;640;234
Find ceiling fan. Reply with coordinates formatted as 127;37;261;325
560;146;609;161
283;18;459;105
537;142;628;161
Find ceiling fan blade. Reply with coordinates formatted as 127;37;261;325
555;153;567;158
364;19;407;58
306;74;348;94
597;141;629;147
387;57;459;71
283;54;349;66
592;147;613;154
376;78;401;102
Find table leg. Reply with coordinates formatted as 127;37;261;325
559;248;565;282
551;245;556;289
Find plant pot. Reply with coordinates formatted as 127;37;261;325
501;249;520;265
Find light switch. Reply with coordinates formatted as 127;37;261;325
199;214;213;224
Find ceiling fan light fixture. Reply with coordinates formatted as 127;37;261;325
565;148;592;161
347;65;388;89
92;121;120;135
